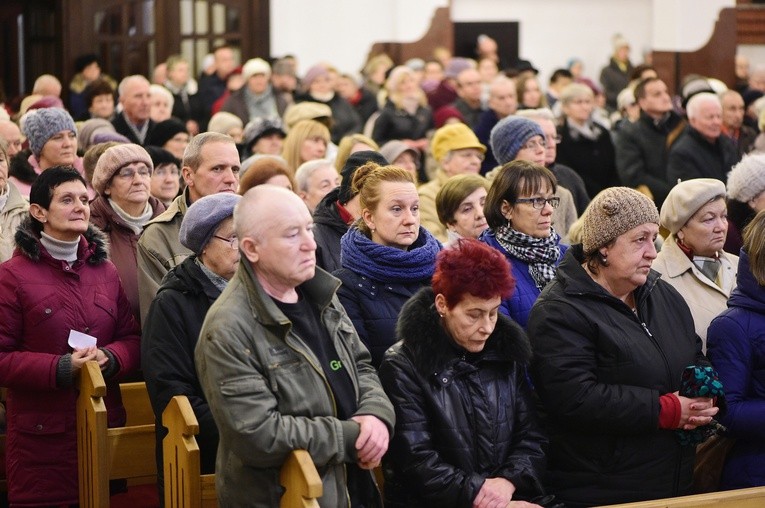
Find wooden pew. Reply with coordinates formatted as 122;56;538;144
77;361;157;508
162;395;323;508
596;486;765;508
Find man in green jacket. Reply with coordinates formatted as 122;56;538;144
195;185;394;507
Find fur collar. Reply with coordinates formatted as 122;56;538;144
396;287;532;377
14;216;109;264
9;149;37;184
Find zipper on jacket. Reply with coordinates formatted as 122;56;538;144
640;321;653;337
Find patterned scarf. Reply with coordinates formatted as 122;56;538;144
495;224;561;290
340;225;441;283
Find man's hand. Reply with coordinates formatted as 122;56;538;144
351;414;389;469
473;477;517;508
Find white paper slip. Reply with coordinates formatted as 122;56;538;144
68;330;98;349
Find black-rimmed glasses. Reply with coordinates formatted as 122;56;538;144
515;197;561;209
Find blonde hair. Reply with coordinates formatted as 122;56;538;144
384;66;427;110
744;209;765;286
335;134;379;172
281;119;331;173
352;163;415;237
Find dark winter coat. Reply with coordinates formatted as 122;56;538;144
474;109;501;175
599;58;634;111
90;195;166;321
0;219;140;506
527;245;707;507
378;287;547;507
142;256;222;499
707;251;765;489
372;100;432;146
294;93;362;144
666;126;740;184
480;230;568;329
557;120;620;198
615;111;685;207
112;111;156;146
333;268;429;369
312;188;349;273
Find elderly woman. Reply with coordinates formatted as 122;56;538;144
0;166;140;506
379;239;548;508
146;118;190;161
556;82;620;197
334;163;441;367
724;153;765;255
238;156;296;194
480;160;567;328
296;63;361;143
143;192;240;501
653;179;738;349
281;119;331;173
334;133;379;173
0;140;28;262
527;187;718;507
380;140;421;185
207;111;244;144
149;83;174;123
372;65;433;149
436;173;490;246
707;210;765;490
145;145;181;207
90;144;166;320
11;107;90;199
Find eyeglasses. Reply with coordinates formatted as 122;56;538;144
154;166;180;177
520;138;546;151
515;197;561;209
545;134;562;145
117;166;151;179
213;235;239;250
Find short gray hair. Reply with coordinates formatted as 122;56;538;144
294;159;333;192
515;107;555;122
559;83;594;105
118;75;150;98
183;131;236;171
686;92;721;120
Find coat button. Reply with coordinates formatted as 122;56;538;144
36;424;43;431
64;266;70;271
44;308;51;315
442;377;448;383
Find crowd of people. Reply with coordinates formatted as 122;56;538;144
1;30;765;508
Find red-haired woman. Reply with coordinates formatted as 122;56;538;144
379;239;550;508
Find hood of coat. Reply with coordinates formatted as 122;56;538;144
14;215;109;265
729;250;765;313
312;187;348;233
157;255;222;303
396;286;531;377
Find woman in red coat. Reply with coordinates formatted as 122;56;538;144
0;166;140;506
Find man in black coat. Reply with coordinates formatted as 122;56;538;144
142;193;240;504
615;78;685;207
667;92;740;184
112;75;155;146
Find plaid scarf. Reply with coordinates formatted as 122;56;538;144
495;224;561;290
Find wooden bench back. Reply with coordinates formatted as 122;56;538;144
596;486;765;507
162;394;323;508
77;361;157;508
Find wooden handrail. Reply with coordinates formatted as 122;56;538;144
596;486;765;507
279;449;322;508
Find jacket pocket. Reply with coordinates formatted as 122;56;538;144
218;375;264;397
93;291;117;323
26;294;59;326
15;412;67;435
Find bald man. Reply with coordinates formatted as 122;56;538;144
195;185;394;507
112;75;155;145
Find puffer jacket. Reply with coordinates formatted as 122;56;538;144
371;99;432;146
312;187;349;273
195;261;395;508
142;256;222;501
379;287;547;507
527;245;707;507
707;250;765;489
0;219;140;506
90;195;166;321
480;229;567;328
